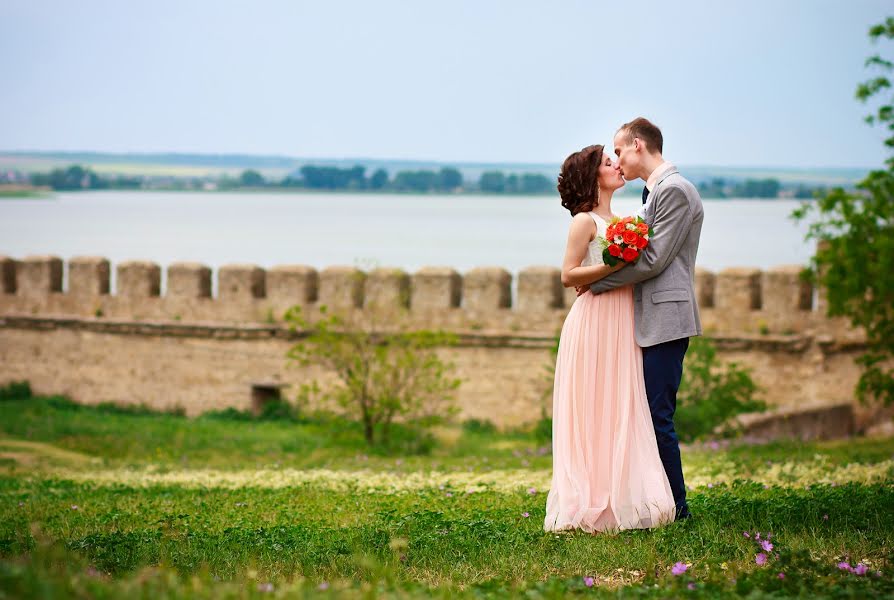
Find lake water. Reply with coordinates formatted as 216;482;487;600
0;191;816;293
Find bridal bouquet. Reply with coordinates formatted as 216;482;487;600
601;216;653;266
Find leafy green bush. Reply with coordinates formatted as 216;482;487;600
201;398;301;423
0;380;31;401
676;337;764;441
461;418;497;434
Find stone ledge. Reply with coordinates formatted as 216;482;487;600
0;313;869;353
729;402;855;442
0;314;553;349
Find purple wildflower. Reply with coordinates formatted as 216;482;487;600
743;532;751;539
760;540;774;552
755;532;761;540
707;483;714;489
522;512;530;518
445;492;453;497
837;562;853;572
855;563;868;576
318;581;329;590
823;514;829;521
527;487;537;495
70;505;79;511
671;562;688;576
755;553;767;566
687;582;696;590
583;576;594;587
256;582;274;593
778;572;785;580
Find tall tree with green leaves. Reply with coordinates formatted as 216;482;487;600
793;17;894;405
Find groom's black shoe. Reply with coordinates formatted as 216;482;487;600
675;507;693;521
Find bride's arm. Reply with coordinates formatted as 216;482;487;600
560;214;625;288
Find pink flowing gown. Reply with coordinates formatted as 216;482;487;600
544;211;676;533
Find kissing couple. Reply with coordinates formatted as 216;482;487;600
544;117;704;533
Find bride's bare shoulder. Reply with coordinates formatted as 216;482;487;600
569;212;596;228
567;212;597;241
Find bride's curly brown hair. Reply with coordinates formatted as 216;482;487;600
557;144;604;216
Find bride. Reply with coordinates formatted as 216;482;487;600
543;144;676;533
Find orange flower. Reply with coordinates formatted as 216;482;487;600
622;230;639;245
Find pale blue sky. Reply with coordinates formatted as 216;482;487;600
2;0;891;168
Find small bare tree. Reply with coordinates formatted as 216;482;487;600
284;304;461;447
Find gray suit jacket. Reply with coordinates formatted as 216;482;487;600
589;167;704;347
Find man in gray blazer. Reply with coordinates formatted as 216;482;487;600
584;117;704;520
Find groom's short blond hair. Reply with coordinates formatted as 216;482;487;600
618;117;663;154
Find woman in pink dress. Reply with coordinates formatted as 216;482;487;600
544;144;676;533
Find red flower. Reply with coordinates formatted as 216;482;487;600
608;244;622;257
622;230;639;245
621;247;639;262
637;222;649;235
635;235;649;249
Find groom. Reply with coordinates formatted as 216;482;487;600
580;117;704;520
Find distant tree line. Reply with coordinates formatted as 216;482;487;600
20;164;830;199
28;165;141;191
214;165;553;194
697;177;826;199
478;171;554;193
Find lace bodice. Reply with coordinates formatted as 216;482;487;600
581;212;610;267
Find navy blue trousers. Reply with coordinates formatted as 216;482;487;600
642;337;690;518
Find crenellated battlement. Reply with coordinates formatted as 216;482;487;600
0;254;852;336
0;253;874;428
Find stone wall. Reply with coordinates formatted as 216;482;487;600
0;254;874;429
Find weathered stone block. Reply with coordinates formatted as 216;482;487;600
464;267;511;311
167;262;212;298
218;264;265;300
411;267;461;310
365;267;409;309
762;265;812;313
0;256;18;294
318;266;365;309
734;402;854;442
20;255;63;297
715;267;761;312
267;265;318;305
117;261;161;297
68;256;110;296
695;267;715;309
517;266;562;311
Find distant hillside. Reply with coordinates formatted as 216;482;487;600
0;151;870;187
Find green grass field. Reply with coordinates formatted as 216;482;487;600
1;387;892;598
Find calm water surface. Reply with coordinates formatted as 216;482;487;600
0;191;816;293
